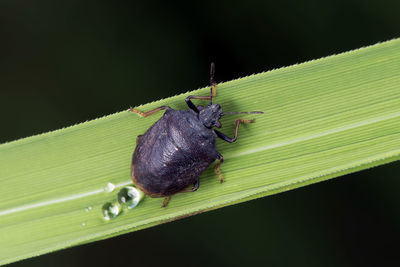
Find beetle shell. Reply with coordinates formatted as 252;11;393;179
132;107;219;197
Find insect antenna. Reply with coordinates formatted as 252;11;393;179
210;62;216;105
221;111;264;116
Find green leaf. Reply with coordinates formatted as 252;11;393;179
1;39;400;265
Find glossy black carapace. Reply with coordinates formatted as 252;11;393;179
130;63;262;207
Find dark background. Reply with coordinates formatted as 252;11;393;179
2;1;400;266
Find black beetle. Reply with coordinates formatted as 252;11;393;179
130;63;262;207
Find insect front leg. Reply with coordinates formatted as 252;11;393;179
214;119;255;143
185;95;212;113
185;62;217;112
129;106;170;117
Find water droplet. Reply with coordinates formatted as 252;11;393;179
81;222;86;227
117;186;144;209
104;182;115;193
85;206;92;212
102;202;121;220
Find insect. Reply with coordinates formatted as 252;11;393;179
130;63;262;207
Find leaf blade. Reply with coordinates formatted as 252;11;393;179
1;39;400;265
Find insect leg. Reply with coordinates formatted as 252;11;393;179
162;196;170;207
180;179;200;193
129;106;170;117
214;119;255;143
214;153;224;183
185;62;217;112
185;95;212;113
192;179;200;191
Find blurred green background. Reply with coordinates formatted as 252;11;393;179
1;0;400;266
